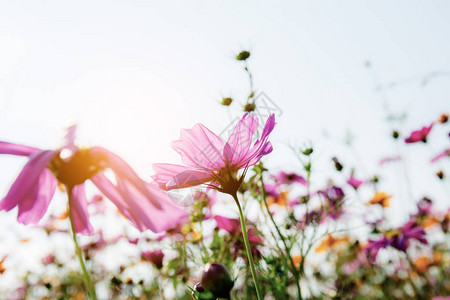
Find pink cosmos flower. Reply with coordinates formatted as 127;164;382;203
273;171;306;186
152;113;275;195
0;126;187;234
404;123;433;143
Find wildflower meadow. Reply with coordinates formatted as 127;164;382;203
1;2;449;299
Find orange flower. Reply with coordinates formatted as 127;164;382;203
292;255;303;270
0;256;6;274
315;235;349;253
266;191;289;207
414;256;429;273
422;216;439;228
368;192;391;208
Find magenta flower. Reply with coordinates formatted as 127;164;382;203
404;123;433;143
0;126;187;235
273;171;306;186
365;220;427;261
152;113;275;195
347;172;364;190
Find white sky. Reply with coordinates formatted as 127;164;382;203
0;0;449;262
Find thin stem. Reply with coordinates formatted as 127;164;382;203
67;186;98;300
231;193;263;300
259;174;302;300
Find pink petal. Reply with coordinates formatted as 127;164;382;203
171;123;225;169
17;169;57;224
430;148;450;163
0;141;40;156
90;146;161;209
405;123;433;143
92;174;188;233
69;184;94;235
152;163;213;190
91;173;140;228
63;125;78;152
223;114;259;165
214;215;240;233
0;150;57;212
239;114;275;168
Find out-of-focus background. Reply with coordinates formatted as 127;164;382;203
0;1;449;286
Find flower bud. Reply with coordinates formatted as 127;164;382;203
332;157;343;171
236;51;250;61
243;102;256;113
221;97;233;106
200;262;234;299
392;130;399;139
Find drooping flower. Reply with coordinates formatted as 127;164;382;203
368;192;391;208
404;123;433;143
152;114;275;195
273;171;306;186
0;126;187;234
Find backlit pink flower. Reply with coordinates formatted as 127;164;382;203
0;126;187;235
404;123;433;143
152;114;275;195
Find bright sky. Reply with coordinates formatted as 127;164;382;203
0;1;449;250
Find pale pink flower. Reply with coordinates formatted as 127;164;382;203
152;114;275;195
0;126;187;234
404;123;433;143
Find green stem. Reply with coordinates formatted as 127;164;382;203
231;193;263;300
67;186;98;300
259;174;302;300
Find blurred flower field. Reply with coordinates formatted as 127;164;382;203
0;52;449;300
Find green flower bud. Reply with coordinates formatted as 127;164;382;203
221;97;233;106
236;51;250;61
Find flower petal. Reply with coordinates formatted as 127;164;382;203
69;184;94;235
239;114;275;168
171;123;225;169
0;141;40;156
17;169;57;224
90;146;161;209
223;113;259;165
91;174;188;232
152;163;213;190
0;150;57;212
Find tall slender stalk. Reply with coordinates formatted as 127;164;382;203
67;186;98;300
259;174;302;300
231;193;263;300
